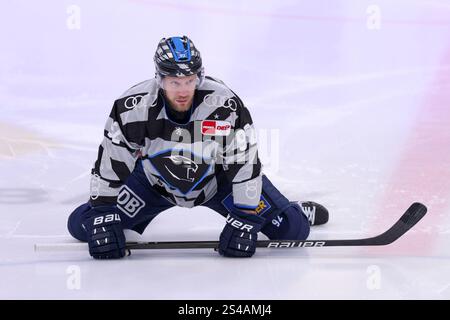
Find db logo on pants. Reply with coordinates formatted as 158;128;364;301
117;186;145;218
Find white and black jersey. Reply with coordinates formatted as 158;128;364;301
90;76;262;209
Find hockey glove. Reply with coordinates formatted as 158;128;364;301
83;206;127;259
218;206;265;258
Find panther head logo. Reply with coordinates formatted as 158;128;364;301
163;155;199;182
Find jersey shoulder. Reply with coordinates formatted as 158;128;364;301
200;75;246;112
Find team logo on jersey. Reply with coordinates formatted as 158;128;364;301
221;192;271;215
148;150;212;194
201;120;231;136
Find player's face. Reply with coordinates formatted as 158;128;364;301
162;75;198;112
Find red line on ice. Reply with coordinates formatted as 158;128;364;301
367;49;450;256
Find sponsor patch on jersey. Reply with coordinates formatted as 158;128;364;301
221;192;271;215
201;120;231;136
116;185;145;218
117;93;149;110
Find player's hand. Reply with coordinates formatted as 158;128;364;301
83;206;127;259
218;206;265;258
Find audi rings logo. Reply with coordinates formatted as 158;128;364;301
203;94;237;111
203;94;224;107
124;94;158;109
245;180;259;199
124;95;144;109
224;98;238;111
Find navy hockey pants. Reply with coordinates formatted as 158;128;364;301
68;163;310;242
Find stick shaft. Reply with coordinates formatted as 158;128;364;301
34;202;427;252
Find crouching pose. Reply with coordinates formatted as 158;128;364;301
68;36;329;259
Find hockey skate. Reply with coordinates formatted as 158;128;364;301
293;201;329;226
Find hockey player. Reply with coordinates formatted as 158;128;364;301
67;36;329;259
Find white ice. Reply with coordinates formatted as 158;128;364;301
1;0;450;299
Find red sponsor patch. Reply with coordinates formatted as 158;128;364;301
201;120;231;136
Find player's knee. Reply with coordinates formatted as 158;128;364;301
261;204;310;240
259;175;310;240
67;203;91;242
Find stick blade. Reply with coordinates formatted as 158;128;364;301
362;202;428;246
400;202;427;229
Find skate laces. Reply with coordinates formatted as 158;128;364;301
300;202;316;225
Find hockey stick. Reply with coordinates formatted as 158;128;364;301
34;202;426;252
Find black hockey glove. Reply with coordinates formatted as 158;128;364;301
83;206;127;259
218;206;265;258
